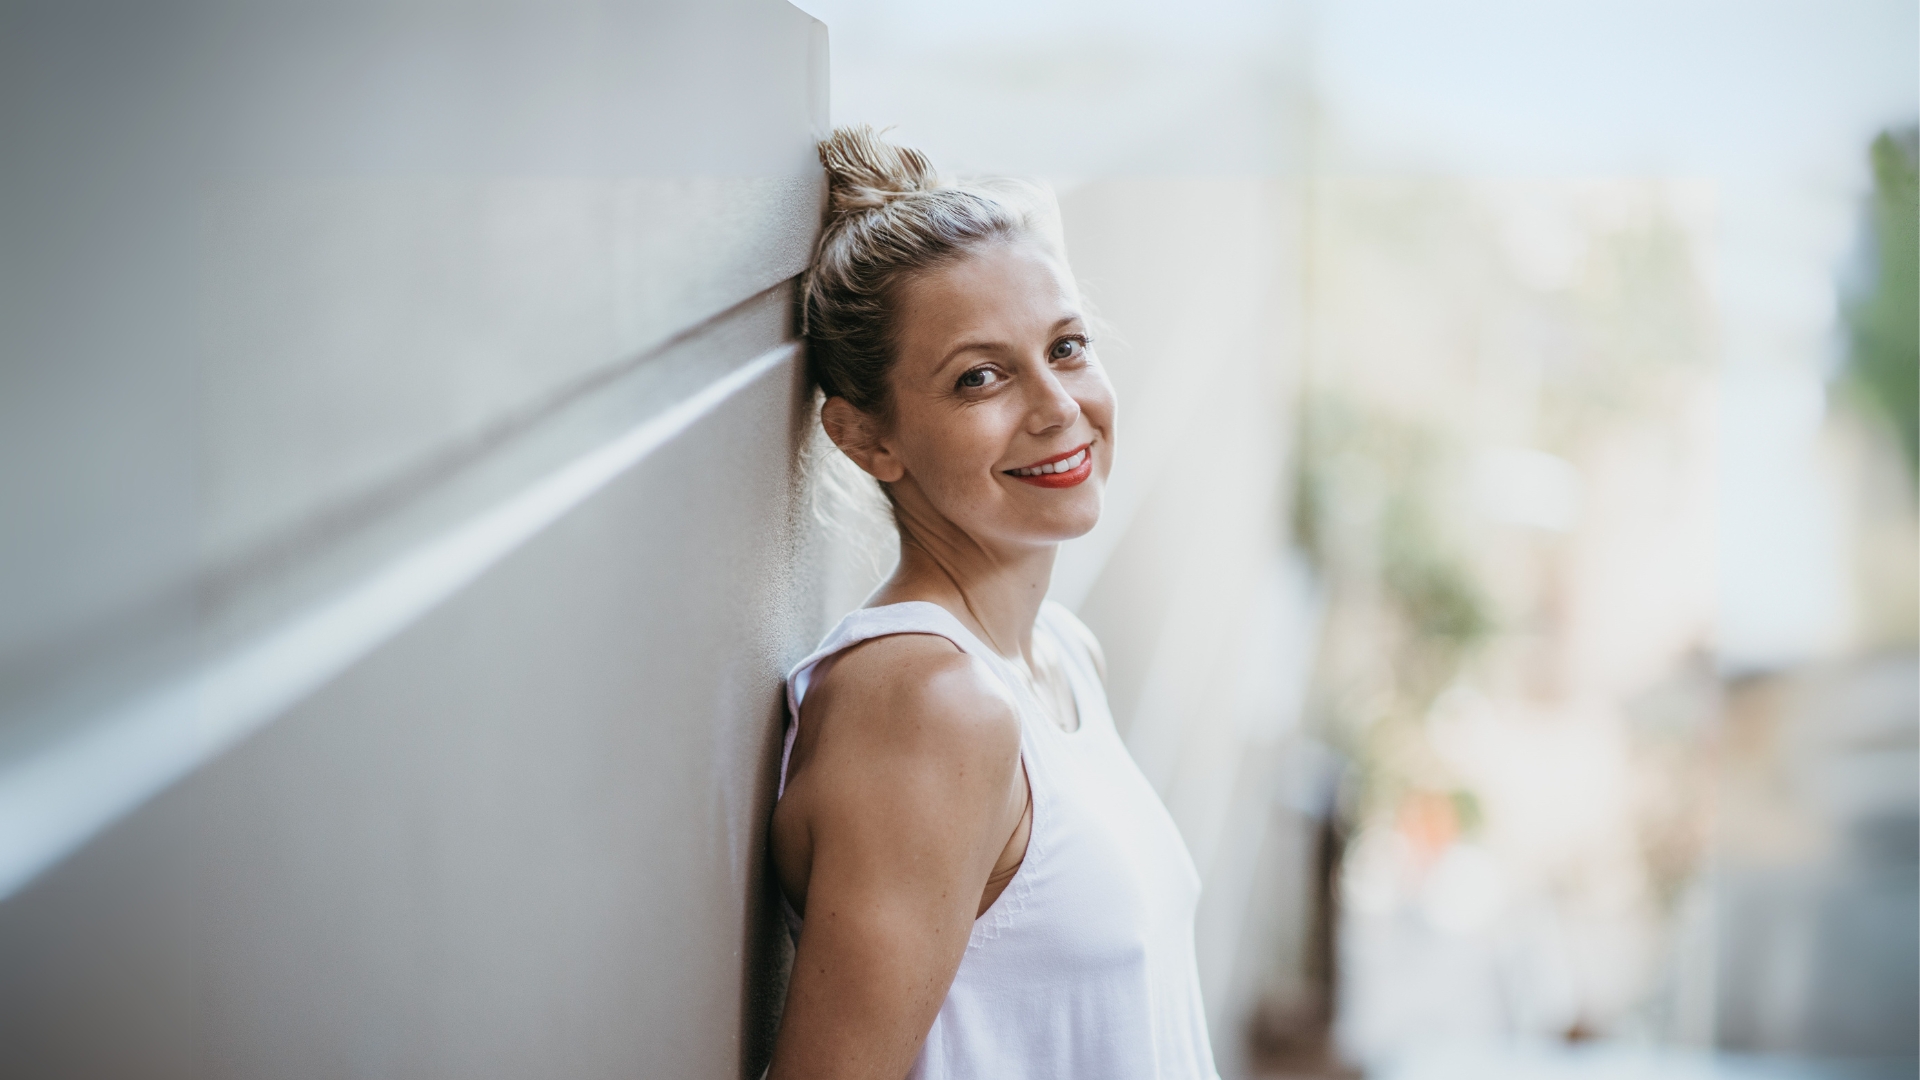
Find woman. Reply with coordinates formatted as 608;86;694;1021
766;127;1220;1080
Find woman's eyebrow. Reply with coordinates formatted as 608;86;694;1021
933;338;1009;374
931;314;1086;375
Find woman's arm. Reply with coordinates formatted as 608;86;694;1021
766;635;1024;1080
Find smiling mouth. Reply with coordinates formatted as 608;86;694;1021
1008;444;1091;477
1004;442;1094;488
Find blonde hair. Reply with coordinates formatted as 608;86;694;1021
801;125;1063;417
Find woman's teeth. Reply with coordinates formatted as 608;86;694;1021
1012;447;1088;477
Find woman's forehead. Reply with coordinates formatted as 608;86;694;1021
896;241;1081;346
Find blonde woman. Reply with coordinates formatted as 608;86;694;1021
767;127;1219;1080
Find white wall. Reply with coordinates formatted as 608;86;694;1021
0;3;828;1076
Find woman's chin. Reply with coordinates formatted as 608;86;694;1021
1022;489;1104;544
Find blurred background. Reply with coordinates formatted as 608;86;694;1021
800;1;1918;1077
0;2;1910;1078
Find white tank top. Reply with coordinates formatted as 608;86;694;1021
777;600;1221;1080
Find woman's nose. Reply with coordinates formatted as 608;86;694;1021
1027;368;1081;434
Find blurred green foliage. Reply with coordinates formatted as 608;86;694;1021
1293;180;1717;840
1380;498;1493;650
1292;395;1493;719
1448;787;1483;837
1841;126;1919;479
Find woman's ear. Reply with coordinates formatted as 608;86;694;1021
821;396;906;483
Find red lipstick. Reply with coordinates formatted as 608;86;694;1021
1004;442;1094;489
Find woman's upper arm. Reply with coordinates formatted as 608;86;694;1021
766;636;1022;1080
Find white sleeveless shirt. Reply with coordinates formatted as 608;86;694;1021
777;600;1221;1080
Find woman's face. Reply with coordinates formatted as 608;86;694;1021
850;236;1116;550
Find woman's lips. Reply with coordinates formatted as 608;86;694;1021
1004;443;1094;489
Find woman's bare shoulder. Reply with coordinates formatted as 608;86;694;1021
801;632;1020;769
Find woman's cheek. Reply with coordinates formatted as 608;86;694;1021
1076;364;1118;424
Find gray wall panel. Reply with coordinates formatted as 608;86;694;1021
0;1;828;1074
200;174;822;565
1;353;817;1078
0;0;827;692
189;355;814;1079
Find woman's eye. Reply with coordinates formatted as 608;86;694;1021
1050;337;1087;361
957;368;995;390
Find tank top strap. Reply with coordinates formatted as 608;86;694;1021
780;601;1001;799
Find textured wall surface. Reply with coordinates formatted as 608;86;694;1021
0;2;827;1076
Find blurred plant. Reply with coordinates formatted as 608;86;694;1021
1293;393;1493;814
1289;179;1727;1045
1293;180;1715;783
1379;497;1493;664
1294;402;1494;681
1839;126;1919;480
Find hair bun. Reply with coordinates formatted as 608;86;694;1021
818;125;941;217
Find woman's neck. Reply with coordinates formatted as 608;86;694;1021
872;520;1055;666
